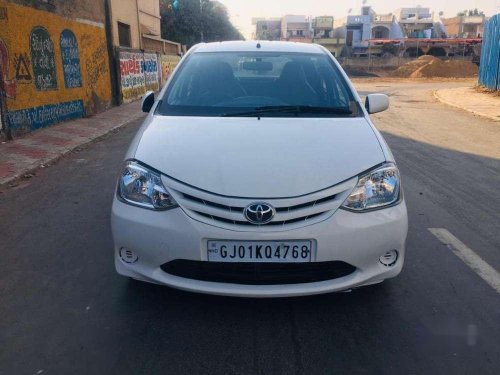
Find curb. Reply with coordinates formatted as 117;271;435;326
0;112;145;189
433;90;500;122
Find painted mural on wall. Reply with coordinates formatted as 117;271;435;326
14;53;32;84
160;54;181;85
85;43;107;89
0;38;16;98
143;52;159;92
30;26;58;90
7;100;84;130
119;50;161;103
119;51;146;103
0;1;112;133
60;29;82;88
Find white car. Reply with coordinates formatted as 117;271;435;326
111;41;408;297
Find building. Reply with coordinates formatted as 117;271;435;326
281;15;313;42
108;1;183;104
313;16;334;38
345;6;374;47
108;0;180;54
252;18;281;41
312;16;345;56
395;7;435;38
371;14;403;39
442;15;486;38
344;6;403;49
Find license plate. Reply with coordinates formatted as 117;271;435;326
207;240;313;263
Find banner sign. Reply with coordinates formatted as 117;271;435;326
119;50;161;103
160;54;181;85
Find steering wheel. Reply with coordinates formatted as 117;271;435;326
197;91;234;105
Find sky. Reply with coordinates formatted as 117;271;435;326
219;0;500;39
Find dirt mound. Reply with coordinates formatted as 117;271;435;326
417;55;441;62
392;57;478;78
412;60;478;78
391;59;430;77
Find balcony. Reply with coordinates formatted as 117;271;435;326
313;38;345;45
281;37;313;43
462;16;484;25
399;16;433;24
373;15;393;23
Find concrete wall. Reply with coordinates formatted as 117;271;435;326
8;0;105;24
0;0;112;135
109;0;141;48
139;0;161;37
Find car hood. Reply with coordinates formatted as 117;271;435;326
134;116;385;198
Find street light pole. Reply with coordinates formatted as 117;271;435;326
200;0;205;42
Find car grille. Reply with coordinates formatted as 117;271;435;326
162;175;357;231
161;260;357;285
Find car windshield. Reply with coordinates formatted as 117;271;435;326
157;51;359;117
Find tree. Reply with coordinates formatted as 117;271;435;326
160;0;244;48
457;9;485;17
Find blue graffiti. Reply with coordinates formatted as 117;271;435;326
141;59;158;73
60;29;82;88
6;100;84;130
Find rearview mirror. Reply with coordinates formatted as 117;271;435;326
242;61;273;71
141;91;155;113
365;94;389;114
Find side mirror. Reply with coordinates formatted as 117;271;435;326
365;94;389;114
141;91;155;113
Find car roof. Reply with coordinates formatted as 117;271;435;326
192;40;327;54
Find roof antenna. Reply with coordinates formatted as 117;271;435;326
256;42;261;49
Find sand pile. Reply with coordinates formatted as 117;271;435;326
391;56;440;77
392;56;478;78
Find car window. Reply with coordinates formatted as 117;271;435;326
158;51;359;117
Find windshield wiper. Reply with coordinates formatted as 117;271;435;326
221;105;352;117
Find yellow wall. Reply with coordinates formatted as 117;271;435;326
0;1;112;131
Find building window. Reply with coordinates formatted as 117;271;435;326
118;22;131;47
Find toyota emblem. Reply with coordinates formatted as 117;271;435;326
244;202;275;224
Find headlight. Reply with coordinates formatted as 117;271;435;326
341;163;401;211
118;161;178;210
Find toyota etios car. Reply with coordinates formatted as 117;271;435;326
111;41;408;297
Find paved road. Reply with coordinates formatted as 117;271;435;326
1;79;499;375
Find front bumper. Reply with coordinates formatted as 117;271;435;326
111;198;408;297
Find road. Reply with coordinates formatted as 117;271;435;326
1;79;499;375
